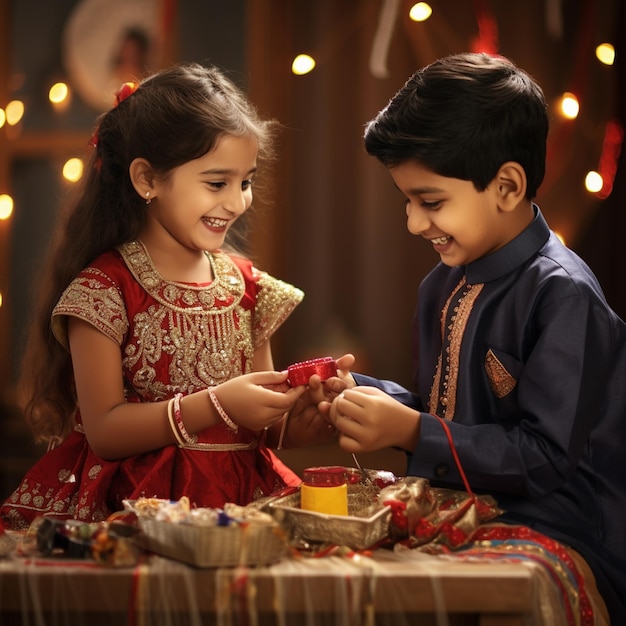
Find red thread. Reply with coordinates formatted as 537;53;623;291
435;416;474;497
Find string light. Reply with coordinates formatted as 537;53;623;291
409;2;432;22
0;108;5;128
4;100;24;126
49;82;70;104
62;158;84;183
292;54;316;75
559;92;579;119
595;43;615;66
584;171;603;194
0;194;13;220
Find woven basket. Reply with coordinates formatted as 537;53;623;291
137;519;288;568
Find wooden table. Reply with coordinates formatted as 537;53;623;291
0;547;564;626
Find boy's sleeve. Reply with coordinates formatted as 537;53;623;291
352;373;422;410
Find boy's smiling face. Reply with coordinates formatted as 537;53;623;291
389;159;525;267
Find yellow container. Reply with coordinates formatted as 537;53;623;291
300;466;349;516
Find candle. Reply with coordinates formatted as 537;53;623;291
300;466;349;516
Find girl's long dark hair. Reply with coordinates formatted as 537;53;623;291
19;63;278;441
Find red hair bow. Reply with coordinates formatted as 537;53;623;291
88;82;138;169
114;81;139;106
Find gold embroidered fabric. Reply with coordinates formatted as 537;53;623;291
51;240;304;402
428;277;484;420
484;349;517;398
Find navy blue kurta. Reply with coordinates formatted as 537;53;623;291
355;207;626;622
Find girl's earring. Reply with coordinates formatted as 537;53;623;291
145;192;152;205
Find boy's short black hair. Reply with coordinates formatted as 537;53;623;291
364;52;548;199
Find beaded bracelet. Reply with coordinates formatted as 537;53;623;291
167;398;186;447
172;392;198;445
208;388;238;432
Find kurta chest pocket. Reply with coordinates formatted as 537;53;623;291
484;348;520;399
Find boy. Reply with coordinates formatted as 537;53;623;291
323;53;626;623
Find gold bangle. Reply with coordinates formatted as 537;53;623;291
208;387;238;432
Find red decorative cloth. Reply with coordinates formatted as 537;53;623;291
380;478;597;626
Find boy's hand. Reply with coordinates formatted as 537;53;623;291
329;386;420;453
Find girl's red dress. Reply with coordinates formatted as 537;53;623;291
1;240;304;529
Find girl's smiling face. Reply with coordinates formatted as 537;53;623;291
389;159;516;267
147;133;258;254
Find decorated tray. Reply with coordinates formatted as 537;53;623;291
267;486;391;550
125;498;288;568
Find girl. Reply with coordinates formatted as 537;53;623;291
1;63;330;529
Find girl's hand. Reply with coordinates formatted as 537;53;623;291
274;389;338;448
309;353;356;405
329;386;420;453
212;371;305;431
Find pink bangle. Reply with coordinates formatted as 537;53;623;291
167;398;186;447
173;392;198;445
208;388;238;432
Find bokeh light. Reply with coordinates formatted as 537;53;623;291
5;100;24;125
62;157;84;182
595;43;615;66
292;54;316;75
560;92;579;119
409;2;432;22
585;171;603;193
49;82;69;104
0;194;14;220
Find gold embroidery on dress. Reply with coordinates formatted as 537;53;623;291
52;268;128;347
52;240;303;405
429;277;484;420
254;270;304;348
119;241;252;398
180;439;259;452
484;349;517;398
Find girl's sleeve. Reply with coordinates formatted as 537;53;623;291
251;268;304;349
51;266;128;349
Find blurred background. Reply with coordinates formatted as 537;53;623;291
0;0;623;495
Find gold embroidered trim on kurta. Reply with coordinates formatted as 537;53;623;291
484;349;517;398
428;277;484;420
